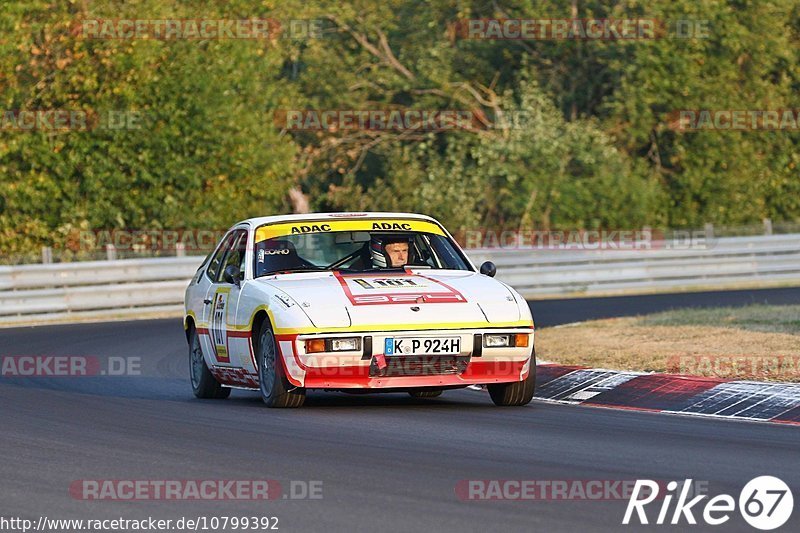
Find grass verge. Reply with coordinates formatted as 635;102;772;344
536;304;800;382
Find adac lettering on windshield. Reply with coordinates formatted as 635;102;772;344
255;219;445;242
290;224;331;234
371;222;412;231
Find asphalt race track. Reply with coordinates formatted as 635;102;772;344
2;288;799;532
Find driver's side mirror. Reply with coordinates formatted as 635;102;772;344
479;261;497;278
223;264;241;286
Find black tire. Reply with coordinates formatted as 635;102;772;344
189;325;231;399
487;351;536;407
408;389;443;398
257;321;305;408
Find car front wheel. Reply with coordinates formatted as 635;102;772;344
487;351;536;406
257;321;305;408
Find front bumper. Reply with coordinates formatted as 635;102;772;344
276;328;534;389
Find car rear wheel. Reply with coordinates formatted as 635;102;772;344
257;321;305;408
189;326;231;399
408;389;443;398
487;352;536;406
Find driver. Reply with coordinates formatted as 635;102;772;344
370;235;412;268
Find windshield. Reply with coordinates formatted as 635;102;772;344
253;220;472;278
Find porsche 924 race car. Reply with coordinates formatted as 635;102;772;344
183;212;535;408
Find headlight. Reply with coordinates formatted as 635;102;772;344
305;337;362;353
484;334;529;348
484;334;511;347
329;337;361;351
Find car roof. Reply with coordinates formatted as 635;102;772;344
233;212;441;229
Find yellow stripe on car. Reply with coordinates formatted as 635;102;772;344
255;219;446;243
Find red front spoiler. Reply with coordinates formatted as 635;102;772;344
299;359;530;389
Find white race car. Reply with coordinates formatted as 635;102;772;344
184;212;535;407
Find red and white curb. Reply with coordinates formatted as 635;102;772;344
529;364;800;425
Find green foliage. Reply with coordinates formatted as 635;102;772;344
0;0;296;258
1;0;799;258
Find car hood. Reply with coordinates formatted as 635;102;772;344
255;270;521;330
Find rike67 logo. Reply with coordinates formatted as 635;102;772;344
624;476;793;530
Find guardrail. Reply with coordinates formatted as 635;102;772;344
0;257;201;324
468;233;800;297
2;234;799;325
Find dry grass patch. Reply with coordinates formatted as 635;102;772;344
536;305;800;382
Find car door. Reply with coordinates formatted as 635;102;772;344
196;232;232;364
203;229;247;367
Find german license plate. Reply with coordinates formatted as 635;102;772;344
384;337;461;356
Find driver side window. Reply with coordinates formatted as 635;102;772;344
219;231;248;282
206;233;235;282
206;230;247;283
216;230;247;283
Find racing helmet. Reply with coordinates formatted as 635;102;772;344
370;234;413;268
